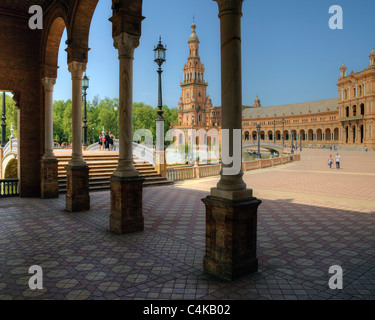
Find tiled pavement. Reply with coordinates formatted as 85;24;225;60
0;149;374;300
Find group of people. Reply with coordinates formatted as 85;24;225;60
328;153;341;169
98;131;115;151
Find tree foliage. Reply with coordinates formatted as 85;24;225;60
51;97;178;146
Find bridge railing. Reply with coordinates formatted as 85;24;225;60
0;178;19;197
85;140;155;165
166;154;300;182
3;138;17;158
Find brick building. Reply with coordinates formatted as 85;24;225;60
173;23;375;151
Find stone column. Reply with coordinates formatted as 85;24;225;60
110;32;144;234
41;77;59;198
201;0;261;281
66;61;90;212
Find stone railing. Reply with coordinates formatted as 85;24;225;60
166;166;195;181
85;140;155;165
3;138;17;158
0;178;19;197
166;154;301;181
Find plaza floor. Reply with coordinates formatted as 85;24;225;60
0;149;374;300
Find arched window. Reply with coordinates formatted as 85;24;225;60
346;106;349;117
353;105;357;117
360;103;365;116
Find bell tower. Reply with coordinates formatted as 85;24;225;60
177;21;212;129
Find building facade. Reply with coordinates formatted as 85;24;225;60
173;23;375;150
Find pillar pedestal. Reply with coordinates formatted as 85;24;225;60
202;190;261;281
110;176;145;234
40;158;59;199
66;165;90;212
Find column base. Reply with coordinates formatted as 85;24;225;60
66;165;90;212
110;176;145;234
202;194;262;281
41;158;59;199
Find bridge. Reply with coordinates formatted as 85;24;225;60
243;141;284;155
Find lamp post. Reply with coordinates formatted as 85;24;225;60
154;36;167;175
281;118;285;147
300;132;302;151
273;120;276;144
256;124;261;159
154;36;166;120
291;129;294;154
1;92;6;147
114;106;118;138
82;73;89;147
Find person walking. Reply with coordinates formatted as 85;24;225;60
104;131;110;151
109;131;115;151
328;155;333;169
335;153;341;169
98;132;103;150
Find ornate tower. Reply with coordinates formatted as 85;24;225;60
177;21;212;128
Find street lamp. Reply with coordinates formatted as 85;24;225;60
154;36;166;120
273;120;276;144
291;129;294;154
300;132;302;151
82;73;89;146
281;118;285;147
256;124;261;159
1;92;6;147
114;106;118;138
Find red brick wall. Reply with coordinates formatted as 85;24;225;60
0;12;43;197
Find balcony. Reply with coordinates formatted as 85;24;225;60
340;115;364;121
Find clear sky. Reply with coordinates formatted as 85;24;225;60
54;0;375;108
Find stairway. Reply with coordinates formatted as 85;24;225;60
56;152;173;193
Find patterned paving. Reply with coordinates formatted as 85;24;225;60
0;149;374;300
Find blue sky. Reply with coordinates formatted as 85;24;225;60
54;0;375;108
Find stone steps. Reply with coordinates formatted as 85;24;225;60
56;153;173;193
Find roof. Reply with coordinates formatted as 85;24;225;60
242;98;338;119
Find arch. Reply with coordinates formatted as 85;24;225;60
324;128;331;141
69;0;100;51
360;125;364;144
251;131;257;140
352;125;356;143
300;129;306;140
360;103;365;116
244;131;250;140
4;158;18;179
267;130;273;141
345;106;349;117
334;128;339;141
41;3;69;72
352;105;357;117
275;130;281;141
308;129;314;140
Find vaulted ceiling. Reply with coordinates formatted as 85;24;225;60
0;0;65;16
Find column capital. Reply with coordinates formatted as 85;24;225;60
113;32;140;59
214;0;244;16
41;77;56;92
68;61;87;80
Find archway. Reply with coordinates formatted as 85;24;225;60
352;125;356;143
308;129;313;141
316;129;322;141
325;128;331;141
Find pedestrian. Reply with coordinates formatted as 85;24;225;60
109;131;115;150
365;146;368;152
98;132;103;150
328;154;333;169
335;153;340;169
104;131;110;150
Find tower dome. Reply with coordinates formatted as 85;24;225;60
189;22;199;42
